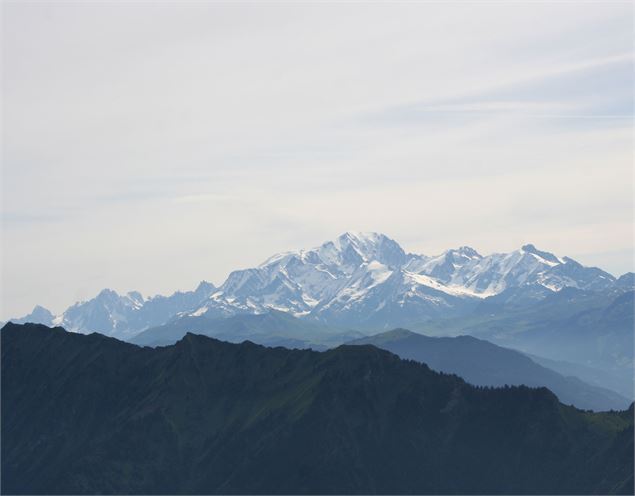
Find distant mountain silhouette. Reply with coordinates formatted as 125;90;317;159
349;329;630;411
2;323;632;495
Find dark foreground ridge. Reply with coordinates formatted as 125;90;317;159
2;323;633;495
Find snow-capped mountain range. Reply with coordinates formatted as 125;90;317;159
8;232;624;338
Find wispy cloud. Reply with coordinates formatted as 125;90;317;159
367;52;633;127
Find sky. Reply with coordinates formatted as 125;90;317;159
1;1;633;320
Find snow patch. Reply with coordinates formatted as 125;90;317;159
191;306;209;317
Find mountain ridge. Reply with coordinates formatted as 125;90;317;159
2;322;633;494
9;232;622;339
348;328;630;411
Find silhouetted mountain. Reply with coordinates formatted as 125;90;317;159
349;329;630;411
2;323;632;495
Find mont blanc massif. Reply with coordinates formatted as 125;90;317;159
3;232;634;494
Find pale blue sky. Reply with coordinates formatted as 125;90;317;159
1;1;633;319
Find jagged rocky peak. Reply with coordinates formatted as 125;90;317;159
413;245;482;282
92;288;144;307
448;246;482;260
9;305;55;326
460;246;481;257
126;291;144;304
195;280;216;294
257;231;406;271
519;244;562;265
615;272;635;289
320;231;407;268
196;280;216;292
96;288;120;300
29;305;54;318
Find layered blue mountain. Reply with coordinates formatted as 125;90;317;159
131;312;629;411
414;285;634;398
349;329;630;411
2;323;633;495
